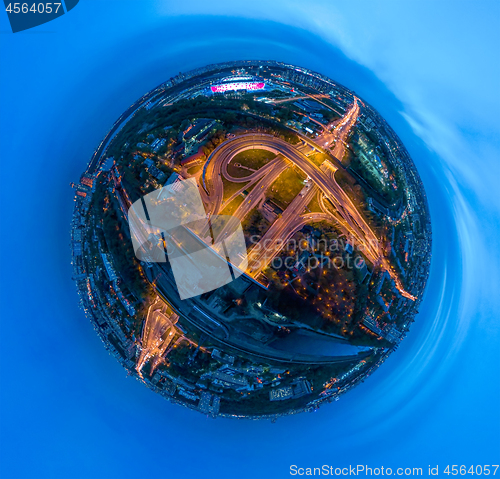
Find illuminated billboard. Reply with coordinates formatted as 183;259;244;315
210;82;265;93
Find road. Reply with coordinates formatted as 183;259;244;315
202;133;286;216
136;304;178;376
206;134;377;257
269;93;330;104
246;132;350;277
247;184;319;275
213;158;289;244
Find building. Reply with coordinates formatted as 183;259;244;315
270;386;293;401
100;253;118;282
163;172;183;193
292;379;312;398
148;165;166;182
181;146;205;166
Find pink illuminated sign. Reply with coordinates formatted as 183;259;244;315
210;82;265;93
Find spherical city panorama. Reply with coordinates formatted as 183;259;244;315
71;60;432;419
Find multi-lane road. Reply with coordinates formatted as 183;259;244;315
247;185;323;276
200;107;416;300
204;133;380;261
136;303;178;376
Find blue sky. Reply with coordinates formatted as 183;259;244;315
0;2;499;478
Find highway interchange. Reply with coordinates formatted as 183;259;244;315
200;100;416;300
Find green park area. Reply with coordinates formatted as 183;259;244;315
307;192;322;213
267;166;306;210
221;177;249;202
308;152;329;167
232;148;276;171
219;195;244;217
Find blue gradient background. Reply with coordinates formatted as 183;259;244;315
1;2;499;478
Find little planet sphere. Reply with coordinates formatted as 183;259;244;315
71;60;432;419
